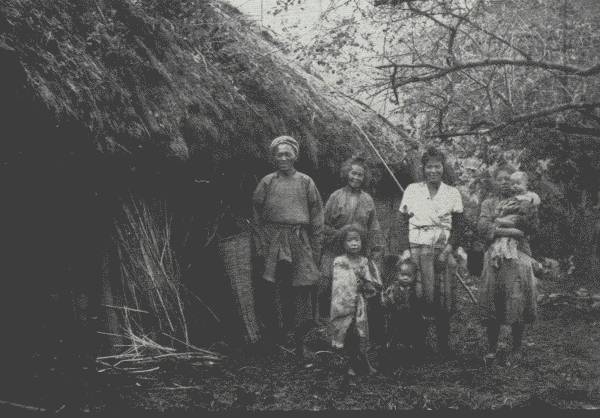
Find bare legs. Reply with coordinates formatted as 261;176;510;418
486;320;524;360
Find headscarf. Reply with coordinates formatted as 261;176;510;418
270;135;299;157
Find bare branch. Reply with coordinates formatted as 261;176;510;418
546;122;600;137
378;60;600;88
333;90;411;139
406;1;453;31
445;10;532;59
433;101;600;138
390;64;400;104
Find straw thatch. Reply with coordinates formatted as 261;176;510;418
1;0;417;196
0;0;420;359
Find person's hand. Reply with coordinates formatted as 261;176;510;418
439;244;452;262
400;249;411;261
253;233;265;258
381;287;394;307
495;214;519;227
360;280;377;298
399;205;414;221
435;244;452;271
505;227;525;239
370;248;383;261
355;264;367;280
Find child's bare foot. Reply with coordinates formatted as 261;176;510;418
346;367;357;377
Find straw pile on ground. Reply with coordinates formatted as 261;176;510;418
97;196;227;372
113;198;188;345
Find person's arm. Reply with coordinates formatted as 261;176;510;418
447;188;465;251
322;192;340;248
495;227;525;239
367;197;385;259
359;260;381;298
448;212;465;249
477;198;498;244
307;177;325;262
398;185;414;258
514;203;539;238
439;189;464;261
252;177;268;256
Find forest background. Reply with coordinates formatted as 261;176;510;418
230;0;600;278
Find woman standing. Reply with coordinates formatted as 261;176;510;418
252;135;324;362
319;157;384;323
478;165;538;363
399;147;465;356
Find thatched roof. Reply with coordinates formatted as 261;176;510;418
0;0;417;206
0;0;425;357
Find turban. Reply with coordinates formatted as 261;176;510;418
270;135;299;157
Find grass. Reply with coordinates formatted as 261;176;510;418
86;271;600;411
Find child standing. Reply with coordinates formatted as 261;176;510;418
330;224;382;377
381;259;425;366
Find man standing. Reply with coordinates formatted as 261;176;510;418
253;136;324;362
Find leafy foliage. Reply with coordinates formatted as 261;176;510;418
267;0;600;268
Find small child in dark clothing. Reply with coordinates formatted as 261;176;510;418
381;259;426;368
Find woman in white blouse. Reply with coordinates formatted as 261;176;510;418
398;147;465;357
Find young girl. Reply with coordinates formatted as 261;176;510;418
330;224;382;377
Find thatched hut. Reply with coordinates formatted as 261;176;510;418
0;0;421;401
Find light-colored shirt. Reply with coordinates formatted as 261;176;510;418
399;182;463;246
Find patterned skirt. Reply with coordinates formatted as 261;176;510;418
409;244;457;317
479;249;537;325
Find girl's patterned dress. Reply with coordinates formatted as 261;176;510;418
330;255;382;351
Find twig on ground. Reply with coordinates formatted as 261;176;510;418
278;345;295;355
0;399;47;412
162;333;225;358
238;366;261;372
181;286;222;323
163;383;202;390
127;366;160;374
455;272;478;304
97;352;136;361
102;304;149;314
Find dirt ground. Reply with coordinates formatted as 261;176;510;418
5;273;600;413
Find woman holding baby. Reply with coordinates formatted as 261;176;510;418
478;165;539;364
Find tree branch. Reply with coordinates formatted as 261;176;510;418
333;90;412;140
432;101;600;138
445;10;532;60
549;123;600;137
378;60;600;88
